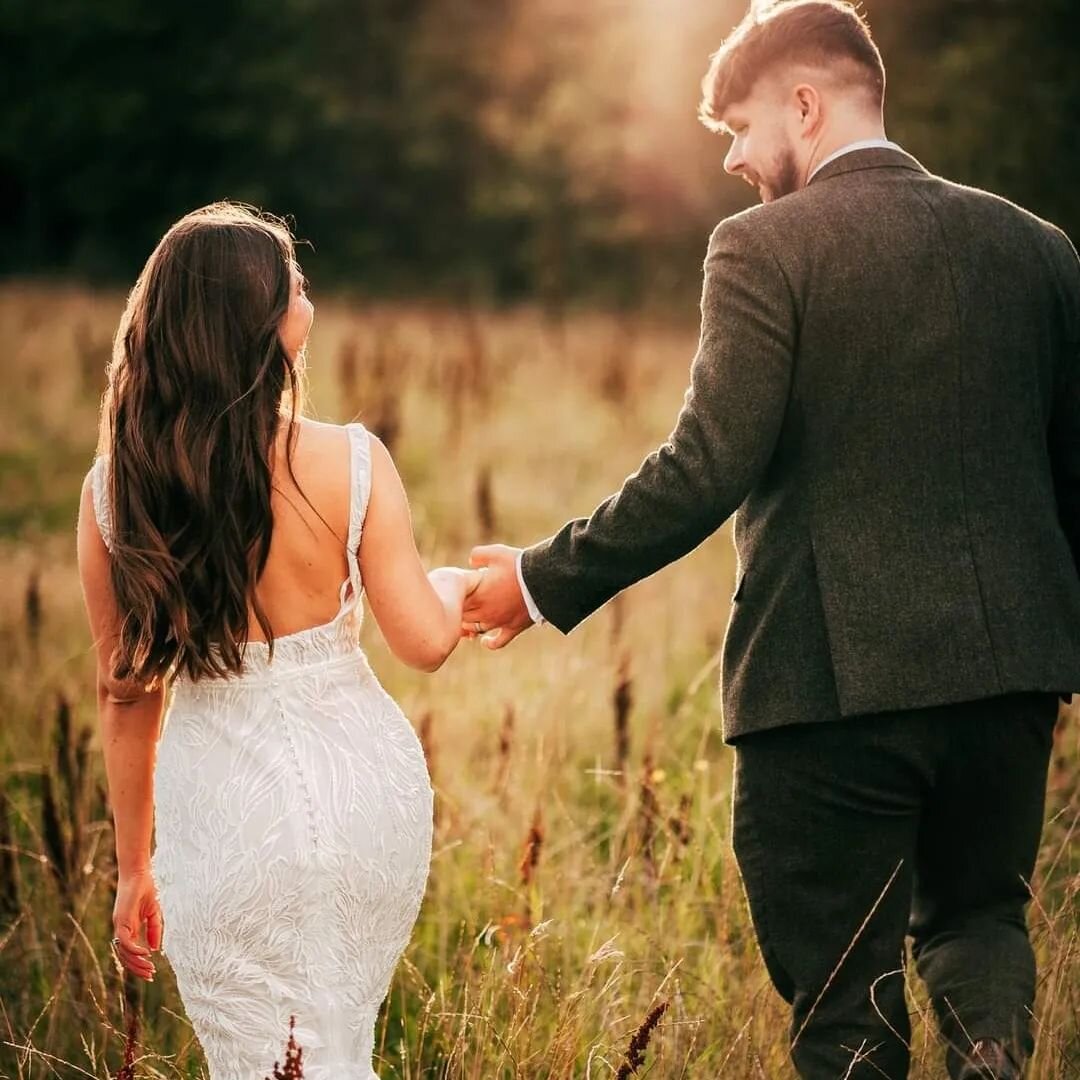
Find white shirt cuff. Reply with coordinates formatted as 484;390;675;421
515;550;546;625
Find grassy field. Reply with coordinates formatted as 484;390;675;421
0;283;1077;1078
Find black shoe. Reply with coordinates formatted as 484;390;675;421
956;1038;1023;1080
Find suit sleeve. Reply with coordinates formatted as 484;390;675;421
520;213;797;633
1049;227;1080;575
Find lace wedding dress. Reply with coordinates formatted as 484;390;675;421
90;422;434;1079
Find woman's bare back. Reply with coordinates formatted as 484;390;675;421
246;418;353;642
246;415;476;673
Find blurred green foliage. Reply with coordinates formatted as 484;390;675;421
2;0;1077;305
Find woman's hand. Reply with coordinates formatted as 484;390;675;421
464;566;486;598
112;868;163;981
427;566;485;621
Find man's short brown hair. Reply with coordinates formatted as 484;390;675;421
699;0;886;132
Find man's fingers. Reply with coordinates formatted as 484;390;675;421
469;546;498;569
463;545;525;630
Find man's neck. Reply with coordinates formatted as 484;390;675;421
803;126;889;184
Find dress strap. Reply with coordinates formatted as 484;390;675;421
89;455;115;552
343;422;373;603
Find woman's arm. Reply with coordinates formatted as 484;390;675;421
359;435;480;672
76;470;163;979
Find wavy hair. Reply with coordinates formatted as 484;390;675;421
97;201;328;686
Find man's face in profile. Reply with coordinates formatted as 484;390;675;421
720;81;801;203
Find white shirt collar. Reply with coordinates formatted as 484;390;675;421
808;138;905;182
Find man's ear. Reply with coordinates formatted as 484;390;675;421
793;84;824;135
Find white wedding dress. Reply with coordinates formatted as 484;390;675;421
90;423;434;1079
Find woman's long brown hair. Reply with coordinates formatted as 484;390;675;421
97;201;326;686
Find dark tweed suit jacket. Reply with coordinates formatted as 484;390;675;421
520;147;1080;741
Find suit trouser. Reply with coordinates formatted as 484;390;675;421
731;691;1059;1079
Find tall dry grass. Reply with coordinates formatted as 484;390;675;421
0;282;1077;1077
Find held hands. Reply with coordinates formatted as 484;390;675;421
427;566;485;610
461;544;533;650
427;544;533;654
112;868;163;981
427;567;486;655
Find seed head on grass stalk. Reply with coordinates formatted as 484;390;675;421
614;653;633;787
518;805;544;928
73;722;94;840
0;793;21;921
115;992;139;1080
45;693;94;910
372;390;401;457
615;999;669;1079
25;568;42;652
54;692;78;798
600;322;636;407
475;467;496;542
668;792;694;851
493;704;515;796
265;1014;305;1079
41;767;70;894
518;805;543;890
637;752;662;884
367;325;408;456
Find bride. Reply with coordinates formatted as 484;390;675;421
76;201;481;1078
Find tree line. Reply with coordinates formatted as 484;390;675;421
3;0;1077;305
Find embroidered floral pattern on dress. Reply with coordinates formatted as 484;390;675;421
90;424;433;1080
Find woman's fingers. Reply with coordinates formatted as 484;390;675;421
122;949;155;979
112;874;162;980
114;917;156;979
113;939;155;979
146;905;164;951
482;624;526;650
115;919;147;954
464;566;487;597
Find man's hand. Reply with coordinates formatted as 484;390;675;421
462;544;533;650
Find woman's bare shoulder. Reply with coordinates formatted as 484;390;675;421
272;417;352;513
284;415;349;436
276;416;351;459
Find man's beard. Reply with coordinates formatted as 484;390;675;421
757;146;800;203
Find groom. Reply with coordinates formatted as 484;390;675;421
463;1;1080;1078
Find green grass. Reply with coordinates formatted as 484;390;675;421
0;284;1076;1078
